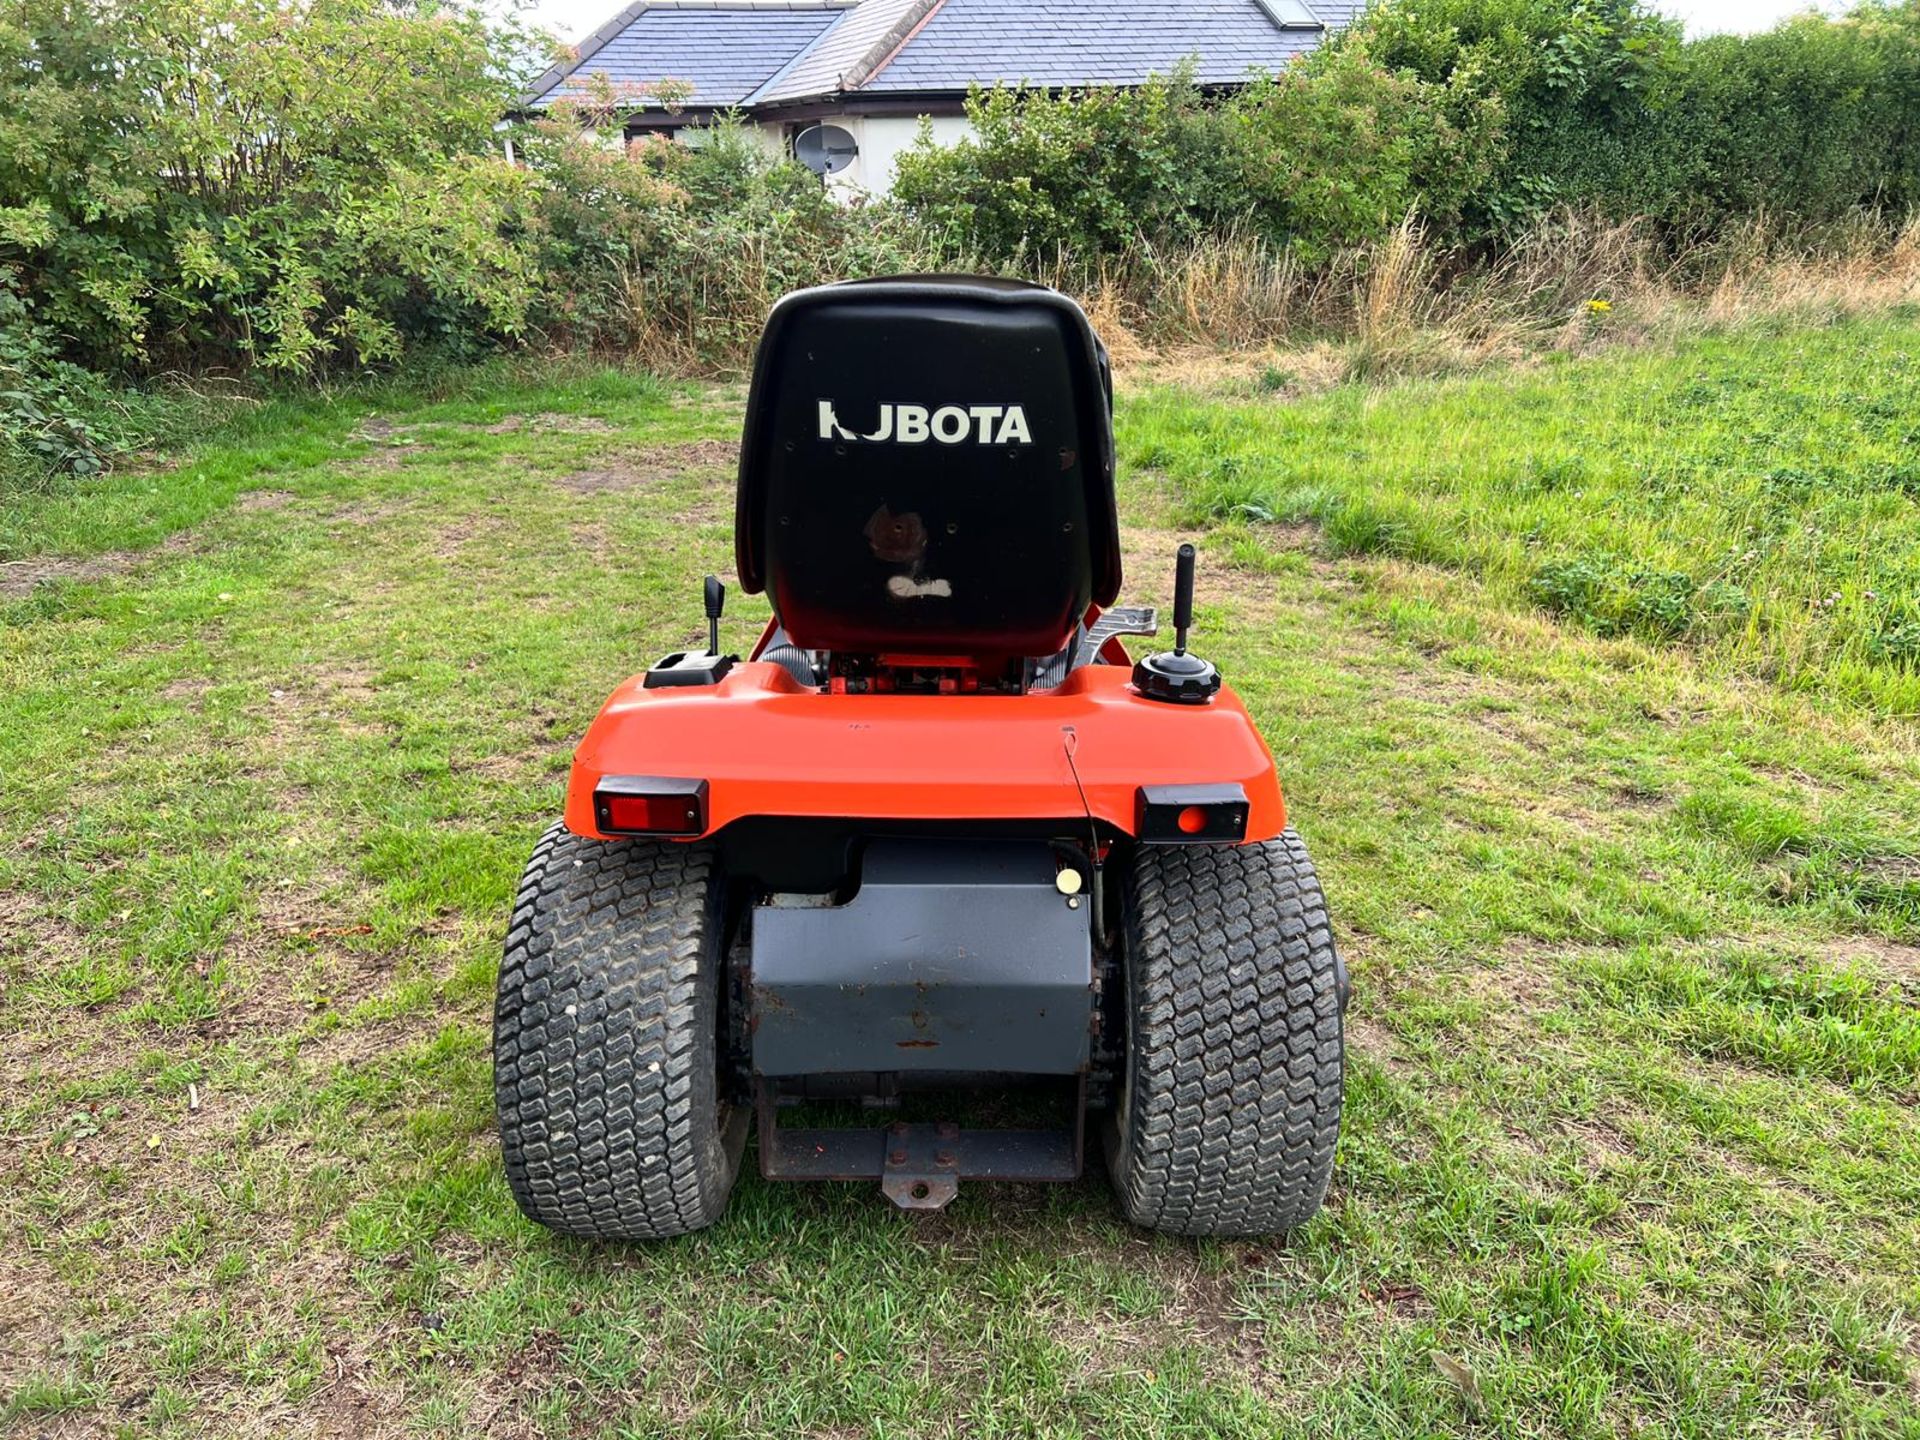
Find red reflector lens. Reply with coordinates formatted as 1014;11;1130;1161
1177;806;1209;835
605;794;699;834
594;778;707;836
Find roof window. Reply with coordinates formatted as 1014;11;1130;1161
1257;0;1323;28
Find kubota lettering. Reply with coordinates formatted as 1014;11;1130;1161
817;400;1033;446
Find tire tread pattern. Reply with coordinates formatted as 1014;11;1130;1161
1110;830;1344;1237
494;823;735;1239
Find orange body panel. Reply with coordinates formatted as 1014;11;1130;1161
564;660;1286;842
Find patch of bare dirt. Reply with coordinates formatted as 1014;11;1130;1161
2;1130;422;1433
329;497;411;529
1829;934;1920;988
433;515;484;559
1344;1014;1407;1075
1562;1113;1642;1171
160;675;214;704
0;899;133;1093
454;748;554;782
0;1253;100;1429
1121;523;1272;606
482;412;617;436
1485;936;1580;1012
0;531;197;601
1853;854;1920;885
206;933;403;1047
341;447;422;475
244;662;389;750
344;419;429;474
550;439;737;495
550;465;657;494
238;489;297;513
1386;664;1517;707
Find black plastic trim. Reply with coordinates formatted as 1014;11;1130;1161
644;652;736;689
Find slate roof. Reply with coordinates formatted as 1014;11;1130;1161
528;2;851;108
752;0;937;103
527;0;1359;112
866;0;1333;93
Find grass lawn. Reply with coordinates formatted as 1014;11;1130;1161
2;317;1917;1438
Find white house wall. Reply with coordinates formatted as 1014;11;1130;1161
739;114;972;199
837;114;975;198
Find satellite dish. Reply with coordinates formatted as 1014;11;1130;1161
793;123;858;177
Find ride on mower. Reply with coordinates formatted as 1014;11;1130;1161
494;277;1347;1239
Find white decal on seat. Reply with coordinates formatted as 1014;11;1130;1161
818;401;1033;446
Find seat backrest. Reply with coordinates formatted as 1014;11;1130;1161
735;277;1121;658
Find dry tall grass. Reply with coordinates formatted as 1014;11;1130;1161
594;207;1920;383
1092;208;1920;388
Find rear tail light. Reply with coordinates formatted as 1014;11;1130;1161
1137;784;1248;844
593;776;708;837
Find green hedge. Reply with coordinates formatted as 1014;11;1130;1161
896;0;1920;261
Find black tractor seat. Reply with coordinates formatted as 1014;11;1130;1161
735;277;1122;667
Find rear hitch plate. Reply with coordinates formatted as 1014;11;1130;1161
882;1123;962;1211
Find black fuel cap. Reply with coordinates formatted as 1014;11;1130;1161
1133;648;1220;704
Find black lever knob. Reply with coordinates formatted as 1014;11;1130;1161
704;575;725;654
1132;542;1220;705
1172;543;1196;655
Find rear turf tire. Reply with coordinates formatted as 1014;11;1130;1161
494;823;744;1239
1107;831;1346;1237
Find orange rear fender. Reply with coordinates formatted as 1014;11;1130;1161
564;662;1285;841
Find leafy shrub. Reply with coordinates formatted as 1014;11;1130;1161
0;0;541;375
1227;42;1504;263
0;276;114;480
893;52;1502;268
1649;9;1920;229
520;107;926;360
1351;0;1920;233
1301;0;1681;231
891;70;1245;262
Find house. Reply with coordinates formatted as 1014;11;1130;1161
522;0;1363;196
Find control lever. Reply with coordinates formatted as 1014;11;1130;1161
1172;542;1196;656
1131;543;1221;705
705;575;725;656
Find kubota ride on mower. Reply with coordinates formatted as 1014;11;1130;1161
494;277;1347;1239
